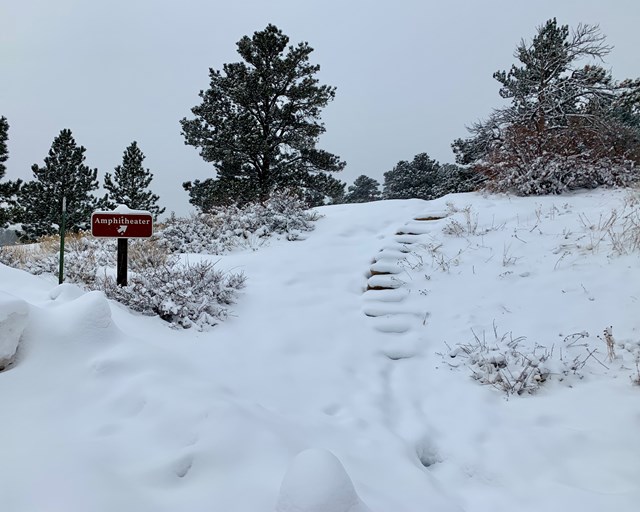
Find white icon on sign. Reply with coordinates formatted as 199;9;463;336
117;225;128;235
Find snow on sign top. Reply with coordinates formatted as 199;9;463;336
91;205;153;238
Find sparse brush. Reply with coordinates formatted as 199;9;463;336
607;208;640;255
128;237;173;271
443;322;625;396
575;202;640;256
422;242;462;273
632;359;640;386
502;243;521;267
447;323;549;396
599;326;616;362
442;206;480;236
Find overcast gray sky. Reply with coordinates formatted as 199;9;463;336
2;0;639;216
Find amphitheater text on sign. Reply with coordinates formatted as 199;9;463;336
91;212;153;238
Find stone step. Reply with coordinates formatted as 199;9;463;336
362;287;410;302
413;210;448;221
369;315;415;334
369;260;403;275
366;274;404;290
362;303;424;318
392;234;424;245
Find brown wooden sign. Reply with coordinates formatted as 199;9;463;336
91;212;153;238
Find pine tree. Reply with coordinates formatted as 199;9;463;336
383;153;441;200
299;172;345;207
344;175;381;203
0;117;22;228
103;141;165;219
0;116;8;179
180;24;345;207
383;154;480;200
19;129;101;240
453;19;640;195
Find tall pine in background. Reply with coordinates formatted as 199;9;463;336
0;117;8;178
19;129;101;240
0;116;22;228
103;141;165;219
181;24;345;208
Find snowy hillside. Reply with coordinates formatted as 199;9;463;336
1;189;639;512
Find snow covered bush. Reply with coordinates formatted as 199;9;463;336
0;233;245;330
445;326;623;395
96;257;246;330
484;155;638;196
447;327;551;395
0;236;71;278
127;237;173;271
0;234;113;284
159;193;320;254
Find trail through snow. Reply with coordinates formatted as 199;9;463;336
1;191;639;511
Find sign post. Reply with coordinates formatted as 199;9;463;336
58;196;66;285
91;205;153;286
116;238;128;286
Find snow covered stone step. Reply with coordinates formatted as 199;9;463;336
362;287;410;302
396;222;438;235
376;243;412;255
372;251;411;266
275;449;372;512
362;302;424;318
413;209;448;221
380;337;425;360
392;234;424;245
366;274;405;290
369;260;403;275
369;315;415;334
0;291;29;370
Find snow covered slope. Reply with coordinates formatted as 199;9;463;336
1;189;639;511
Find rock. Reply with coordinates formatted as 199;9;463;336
0;291;29;370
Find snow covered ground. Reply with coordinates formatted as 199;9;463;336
1;189;639;511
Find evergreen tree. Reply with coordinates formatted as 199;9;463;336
453;19;640;194
431;163;482;197
19;129;100;240
344;175;381;203
103;141;165;219
0;116;8;179
299;172;345;207
383;153;441;200
0;117;22;228
383;154;480;200
180;24;345;207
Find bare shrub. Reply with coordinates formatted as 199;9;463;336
599;326;616;362
447;324;550;395
443;324;620;396
128;237;172;271
633;359;640;386
442;206;480;236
